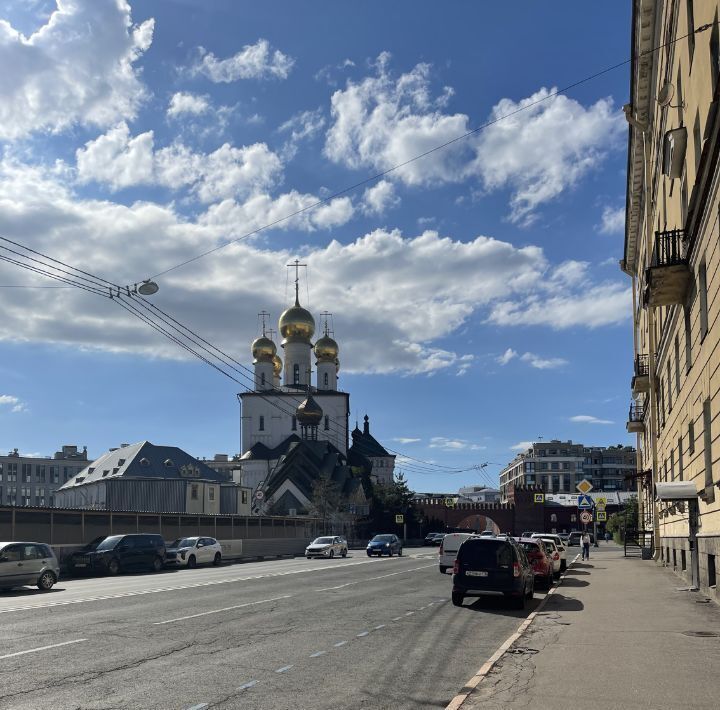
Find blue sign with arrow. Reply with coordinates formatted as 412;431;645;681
577;494;594;509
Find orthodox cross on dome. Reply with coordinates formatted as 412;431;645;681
286;258;307;306
319;311;333;337
258;310;270;336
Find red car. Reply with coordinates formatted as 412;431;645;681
518;537;554;589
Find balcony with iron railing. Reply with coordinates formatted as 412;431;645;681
626;401;646;433
644;229;691;307
631;353;650;394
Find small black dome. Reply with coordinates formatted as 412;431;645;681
296;394;323;426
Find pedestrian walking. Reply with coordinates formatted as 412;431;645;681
581;532;591;560
605;531;611;543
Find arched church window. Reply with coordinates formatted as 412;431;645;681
259;416;265;431
293;364;300;385
291;416;297;431
550;513;557;523
324;372;329;387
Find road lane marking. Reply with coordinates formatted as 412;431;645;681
310;651;326;658
0;638;87;661
391;616;402;621
237;680;258;691
356;631;369;637
374;624;386;630
154;595;291;625
186;705;209;710
0;558;383;615
333;641;348;647
445;553;580;709
315;563;436;591
404;611;414;616
275;665;293;673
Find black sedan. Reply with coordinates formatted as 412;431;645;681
366;534;403;557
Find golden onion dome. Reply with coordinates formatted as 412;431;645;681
296;394;323;426
251;336;276;363
314;334;339;362
272;354;283;376
279;303;315;342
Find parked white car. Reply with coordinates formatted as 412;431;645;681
165;537;222;568
306;536;348;559
438;532;477;573
0;541;60;591
531;533;568;572
538;538;562;577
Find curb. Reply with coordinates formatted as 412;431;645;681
445;553;580;710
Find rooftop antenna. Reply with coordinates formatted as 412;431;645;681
286;258;306;306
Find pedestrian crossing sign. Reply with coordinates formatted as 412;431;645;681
596;511;607;522
577;494;594;509
595;496;607;510
534;493;545;503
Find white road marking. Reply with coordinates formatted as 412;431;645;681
0;558;382;615
315;563;435;592
153;595;291;625
404;611;414;616
0;638;87;661
356;631;369;637
374;624;386;630
237;680;258;691
275;665;293;673
186;705;209;710
310;651;326;658
333;641;348;647
391;616;403;621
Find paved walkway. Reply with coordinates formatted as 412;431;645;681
458;543;720;710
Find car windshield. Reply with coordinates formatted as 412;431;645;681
460;541;514;568
171;538;197;548
312;537;334;544
95;535;123;551
542;540;556;551
372;535;394;542
84;536;107;550
521;542;540;553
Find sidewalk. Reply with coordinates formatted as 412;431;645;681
457;543;720;710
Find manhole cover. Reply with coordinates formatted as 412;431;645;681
681;630;719;637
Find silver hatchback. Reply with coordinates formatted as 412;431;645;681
0;541;60;591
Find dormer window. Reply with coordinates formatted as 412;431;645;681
140;458;150;467
164;459;173;467
259;416;265;431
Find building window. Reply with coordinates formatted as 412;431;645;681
687;0;696;64
324;372;329;388
689;418;696;455
667;362;673;411
684;305;692;372
693;111;702;174
208;487;215;501
324;415;329;431
699;261;708;340
678;436;684;481
677;67;684;127
259;415;265;431
261;372;266;386
241;490;248;504
291;416;297;431
293;364;300;385
711;13;719;93
191;484;199;501
703;399;713;488
681;173;689;225
37;465;46;482
22;464;31;482
670;449;675;481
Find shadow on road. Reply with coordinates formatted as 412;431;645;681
545;592;584;612
461;594;546;617
558;577;589;587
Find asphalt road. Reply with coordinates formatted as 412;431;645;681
0;548;551;710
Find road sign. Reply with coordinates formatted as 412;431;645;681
576;479;594;494
595;496;607;510
395;514;404;524
580;510;593;524
596;511;607;522
577;494;594;509
533;493;545;503
445;498;455;507
255;490;264;500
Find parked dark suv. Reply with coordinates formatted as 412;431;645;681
72;534;166;575
66;536;108;575
451;537;534;609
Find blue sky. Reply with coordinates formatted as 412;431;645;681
0;0;634;492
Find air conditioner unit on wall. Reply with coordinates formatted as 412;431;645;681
662;127;687;179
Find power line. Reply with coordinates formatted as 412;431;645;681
144;22;713;282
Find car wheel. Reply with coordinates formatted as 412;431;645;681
528;580;535;599
341;549;347;558
451;592;464;607
553;570;561;580
213;553;222;566
108;558;120;576
329;549;335;559
152;556;163;573
388;549;393;557
439;565;448;574
560;560;567;572
546;571;553;589
187;555;197;569
398;548;403;557
37;571;56;591
367;551;372;557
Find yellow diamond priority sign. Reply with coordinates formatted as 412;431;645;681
576;479;594;495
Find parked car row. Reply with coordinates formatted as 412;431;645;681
304;534;404;558
1;534;226;591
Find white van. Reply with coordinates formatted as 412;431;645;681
438;532;477;573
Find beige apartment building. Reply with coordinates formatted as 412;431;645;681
622;0;720;594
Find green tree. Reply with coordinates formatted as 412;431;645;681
307;476;343;534
606;496;639;544
370;472;418;533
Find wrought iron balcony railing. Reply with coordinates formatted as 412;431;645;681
634;354;649;377
628;403;645;422
651;228;687;267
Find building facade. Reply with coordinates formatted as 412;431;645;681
623;0;720;594
499;440;636;501
0;445;89;507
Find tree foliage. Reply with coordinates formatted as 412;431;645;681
606;496;639;543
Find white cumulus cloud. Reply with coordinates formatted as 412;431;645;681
570;415;614;425
193;38;294;82
362;180;399;216
520;352;568;370
510;441;534;451
167;92;210;118
598;205;625;234
0;394;27;413
0;0;153;140
429;437;485;451
497;348;517;365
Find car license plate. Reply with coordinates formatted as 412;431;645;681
466;570;488;577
